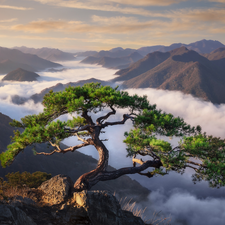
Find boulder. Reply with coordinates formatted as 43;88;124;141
38;174;74;205
0;175;146;225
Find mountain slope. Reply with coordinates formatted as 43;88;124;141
14;46;76;61
206;47;225;60
0;59;35;75
122;47;225;104
137;39;225;56
0;47;61;74
81;51;143;69
2;68;40;82
114;51;170;81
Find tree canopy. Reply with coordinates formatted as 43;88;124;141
1;82;225;191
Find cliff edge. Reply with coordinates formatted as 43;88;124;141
0;174;146;225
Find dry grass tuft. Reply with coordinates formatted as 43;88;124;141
147;211;171;225
119;196;171;225
2;186;29;199
0;185;44;205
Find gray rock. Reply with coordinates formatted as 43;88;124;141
74;190;145;225
38;174;74;205
10;195;36;207
0;204;37;225
0;175;146;225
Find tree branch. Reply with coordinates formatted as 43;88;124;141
36;141;91;156
138;171;155;178
185;165;199;172
91;159;162;185
75;133;89;143
64;124;94;133
132;158;144;165
82;110;94;126
186;160;206;168
96;106;116;125
101;114;135;128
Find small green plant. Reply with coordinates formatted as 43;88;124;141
0;171;51;201
0;177;8;200
5;171;51;188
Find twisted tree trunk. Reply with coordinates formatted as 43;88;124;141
73;126;109;191
73;126;162;192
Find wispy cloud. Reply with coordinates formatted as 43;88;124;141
11;18;155;34
32;0;154;16
208;0;225;3
167;8;225;23
107;0;186;6
0;18;17;23
5;2;225;48
0;5;32;10
34;0;187;7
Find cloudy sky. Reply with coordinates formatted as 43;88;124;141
0;0;225;51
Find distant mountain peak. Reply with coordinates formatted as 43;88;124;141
2;68;40;82
170;46;189;55
109;47;124;52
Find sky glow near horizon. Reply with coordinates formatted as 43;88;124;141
0;61;225;225
0;0;225;51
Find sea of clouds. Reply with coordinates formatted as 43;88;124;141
0;60;225;225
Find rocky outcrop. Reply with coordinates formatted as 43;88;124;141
0;204;37;225
38;174;74;205
74;190;145;225
0;175;146;225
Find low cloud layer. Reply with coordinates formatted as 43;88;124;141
1;61;225;225
144;189;225;225
126;88;225;138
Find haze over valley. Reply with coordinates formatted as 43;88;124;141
1;40;225;224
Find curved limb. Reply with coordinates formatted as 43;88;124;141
36;141;91;156
96;106;116;125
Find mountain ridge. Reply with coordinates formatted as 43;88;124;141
0;47;61;75
2;68;40;82
117;46;225;104
13;46;76;62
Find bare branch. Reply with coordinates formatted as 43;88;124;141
101;114;135;128
64;124;94;133
36;141;91;156
96;159;162;182
49;141;61;151
185;165;199;172
75;133;89;143
100;139;108;142
186;160;205;168
132;158;144;165
36;149;60;156
96;106;116;125
135;149;160;160
132;158;156;178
